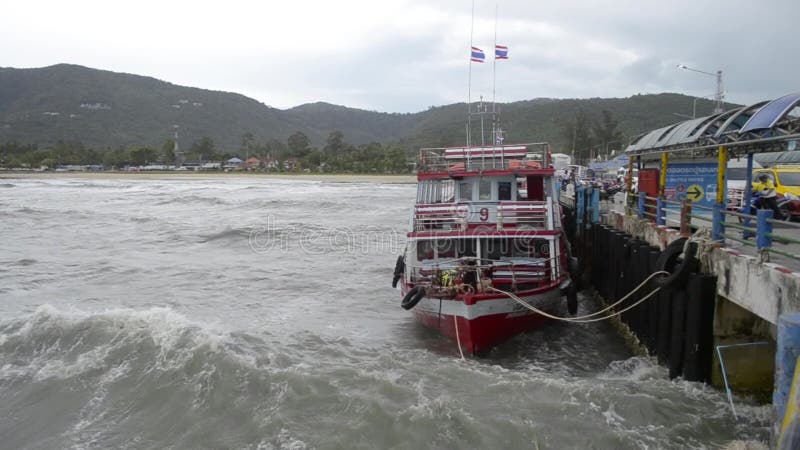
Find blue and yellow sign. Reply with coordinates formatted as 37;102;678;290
663;163;723;208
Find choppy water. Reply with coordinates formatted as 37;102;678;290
0;176;769;449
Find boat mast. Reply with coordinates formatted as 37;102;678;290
467;0;476;148
491;2;498;147
489;2;506;151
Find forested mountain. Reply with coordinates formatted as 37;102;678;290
0;64;736;157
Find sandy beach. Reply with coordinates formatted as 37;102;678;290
0;171;416;184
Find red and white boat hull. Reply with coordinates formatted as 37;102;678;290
402;280;570;354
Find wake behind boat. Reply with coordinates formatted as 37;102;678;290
392;143;577;354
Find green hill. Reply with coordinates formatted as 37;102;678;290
0;64;733;154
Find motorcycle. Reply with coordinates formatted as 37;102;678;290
602;182;623;199
739;191;800;222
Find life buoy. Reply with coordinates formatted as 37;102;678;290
392;255;405;288
401;285;426;310
653;238;698;288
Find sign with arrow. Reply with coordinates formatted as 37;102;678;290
664;162;722;209
686;184;704;202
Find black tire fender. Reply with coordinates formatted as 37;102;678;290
392;255;405;288
565;283;578;315
401;286;426;310
654;238;698;288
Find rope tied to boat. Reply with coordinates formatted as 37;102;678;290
486;270;670;323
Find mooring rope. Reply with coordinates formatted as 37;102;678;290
686;227;715;272
453;315;465;360
486;270;670;324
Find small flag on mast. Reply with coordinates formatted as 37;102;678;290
470;47;485;63
495;45;508;60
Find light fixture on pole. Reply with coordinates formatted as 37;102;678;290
605;139;622;160
677;64;724;114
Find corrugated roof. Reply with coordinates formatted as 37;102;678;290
713;101;768;137
623;93;800;155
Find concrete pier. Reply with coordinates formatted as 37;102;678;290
599;209;800;398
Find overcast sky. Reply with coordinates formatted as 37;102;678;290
3;0;798;113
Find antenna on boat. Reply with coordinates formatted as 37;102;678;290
466;0;476;148
492;1;498;121
492;2;496;151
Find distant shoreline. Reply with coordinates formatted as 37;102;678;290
0;171;417;184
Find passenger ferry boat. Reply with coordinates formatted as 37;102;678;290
392;143;577;354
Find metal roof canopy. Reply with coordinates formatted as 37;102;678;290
740;93;800;133
624;93;800;157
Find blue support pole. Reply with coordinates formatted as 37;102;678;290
743;153;754;239
584;185;592;230
637;191;646;219
775;314;800;439
712;202;725;241
656;197;665;226
591;187;600;224
756;209;773;250
576;185;584;229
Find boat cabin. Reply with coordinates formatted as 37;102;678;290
406;143;566;292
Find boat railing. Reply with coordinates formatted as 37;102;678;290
409;255;560;289
418;143;550;173
496;200;551;230
413;203;469;231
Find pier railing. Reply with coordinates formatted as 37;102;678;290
634;192;800;263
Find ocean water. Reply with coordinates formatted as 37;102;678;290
0;177;769;449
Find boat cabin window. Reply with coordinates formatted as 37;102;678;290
498;182;512;200
416;240;434;261
457;178;516;202
458;181;473;201
436;239;456;258
481;238;550;260
456;239;477;258
417;239;475;261
417;179;455;203
484;238;512;260
478;179;492;200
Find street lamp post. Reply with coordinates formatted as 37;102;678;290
677;64;724;114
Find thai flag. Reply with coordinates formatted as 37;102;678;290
495;45;508;60
470;47;485;63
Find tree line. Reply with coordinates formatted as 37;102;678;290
0;130;410;173
561;109;625;164
0;109;626;170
